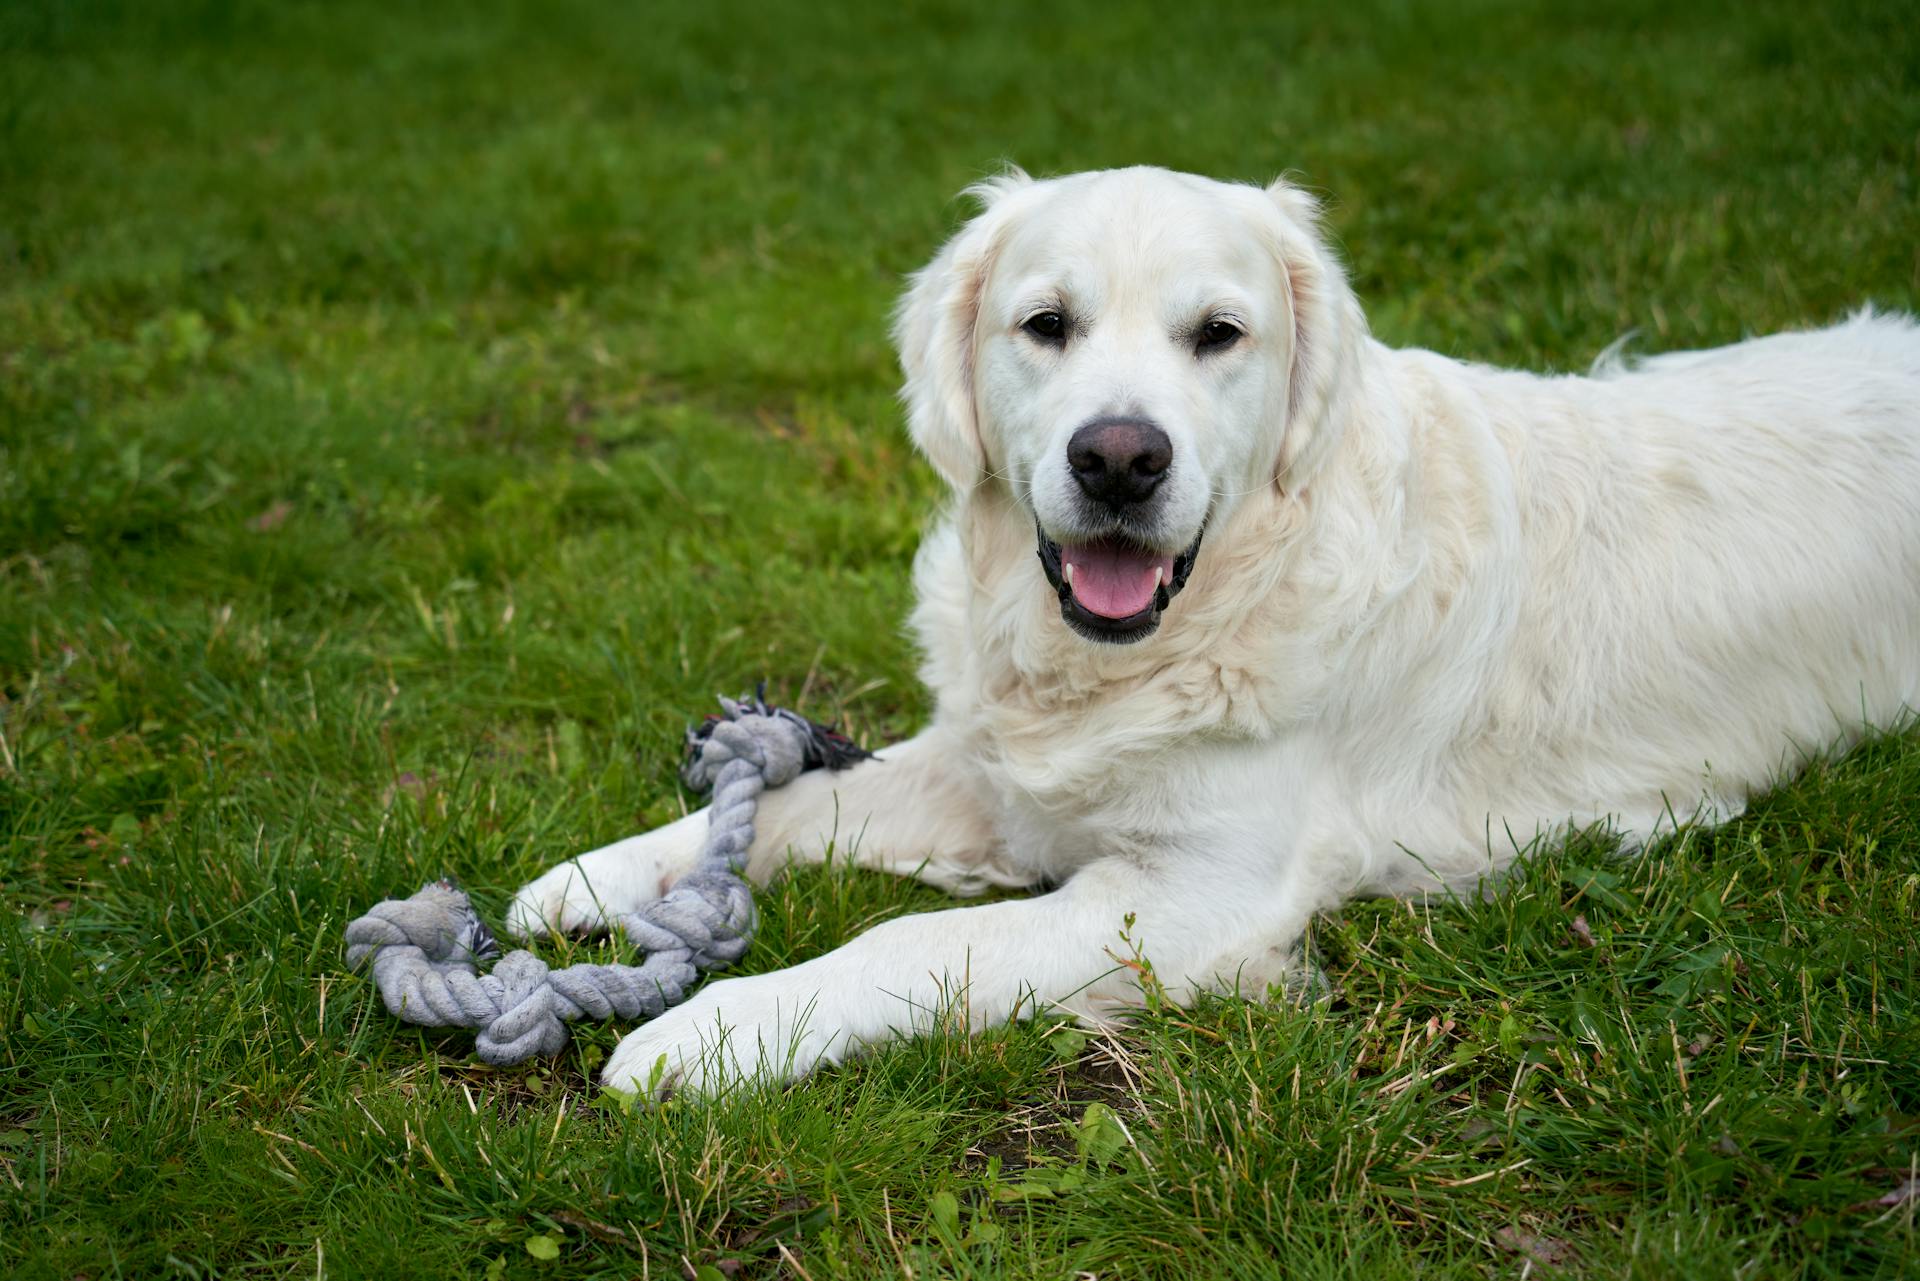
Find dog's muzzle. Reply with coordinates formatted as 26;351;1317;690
1035;522;1205;644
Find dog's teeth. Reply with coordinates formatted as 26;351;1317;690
1063;562;1075;587
1152;566;1164;589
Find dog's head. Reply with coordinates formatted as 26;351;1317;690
894;166;1363;643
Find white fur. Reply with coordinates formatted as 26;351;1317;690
508;166;1920;1098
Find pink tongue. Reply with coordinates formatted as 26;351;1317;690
1062;540;1175;619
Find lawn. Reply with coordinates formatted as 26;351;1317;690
3;0;1918;1276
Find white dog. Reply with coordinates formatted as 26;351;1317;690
509;166;1920;1097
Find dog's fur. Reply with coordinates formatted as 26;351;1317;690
509;166;1920;1096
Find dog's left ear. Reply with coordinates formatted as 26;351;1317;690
1261;177;1368;487
892;170;1031;491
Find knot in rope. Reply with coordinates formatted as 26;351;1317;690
342;692;869;1065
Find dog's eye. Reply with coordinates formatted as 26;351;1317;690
1197;319;1242;352
1022;311;1067;343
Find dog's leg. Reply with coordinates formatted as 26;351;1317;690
598;846;1317;1097
505;725;1023;940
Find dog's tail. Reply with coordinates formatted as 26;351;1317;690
1588;329;1642;378
1594;307;1920;380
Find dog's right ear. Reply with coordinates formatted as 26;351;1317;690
892;170;1031;491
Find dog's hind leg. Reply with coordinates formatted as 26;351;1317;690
505;724;1024;941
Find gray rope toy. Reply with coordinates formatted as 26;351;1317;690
342;692;870;1066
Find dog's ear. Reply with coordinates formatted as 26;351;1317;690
892;170;1031;490
1262;176;1367;487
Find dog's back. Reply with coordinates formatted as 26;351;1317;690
1435;310;1920;847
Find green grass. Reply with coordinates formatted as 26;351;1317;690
4;0;1919;1275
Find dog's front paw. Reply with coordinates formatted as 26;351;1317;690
508;814;710;941
505;854;659;941
600;973;845;1101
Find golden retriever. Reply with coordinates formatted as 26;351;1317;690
510;166;1920;1096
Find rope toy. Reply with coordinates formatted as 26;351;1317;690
342;692;869;1065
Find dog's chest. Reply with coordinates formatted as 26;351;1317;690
959;668;1251;879
975;747;1171;881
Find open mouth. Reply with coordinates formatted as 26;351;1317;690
1035;523;1205;644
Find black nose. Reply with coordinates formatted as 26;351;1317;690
1067;417;1173;508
